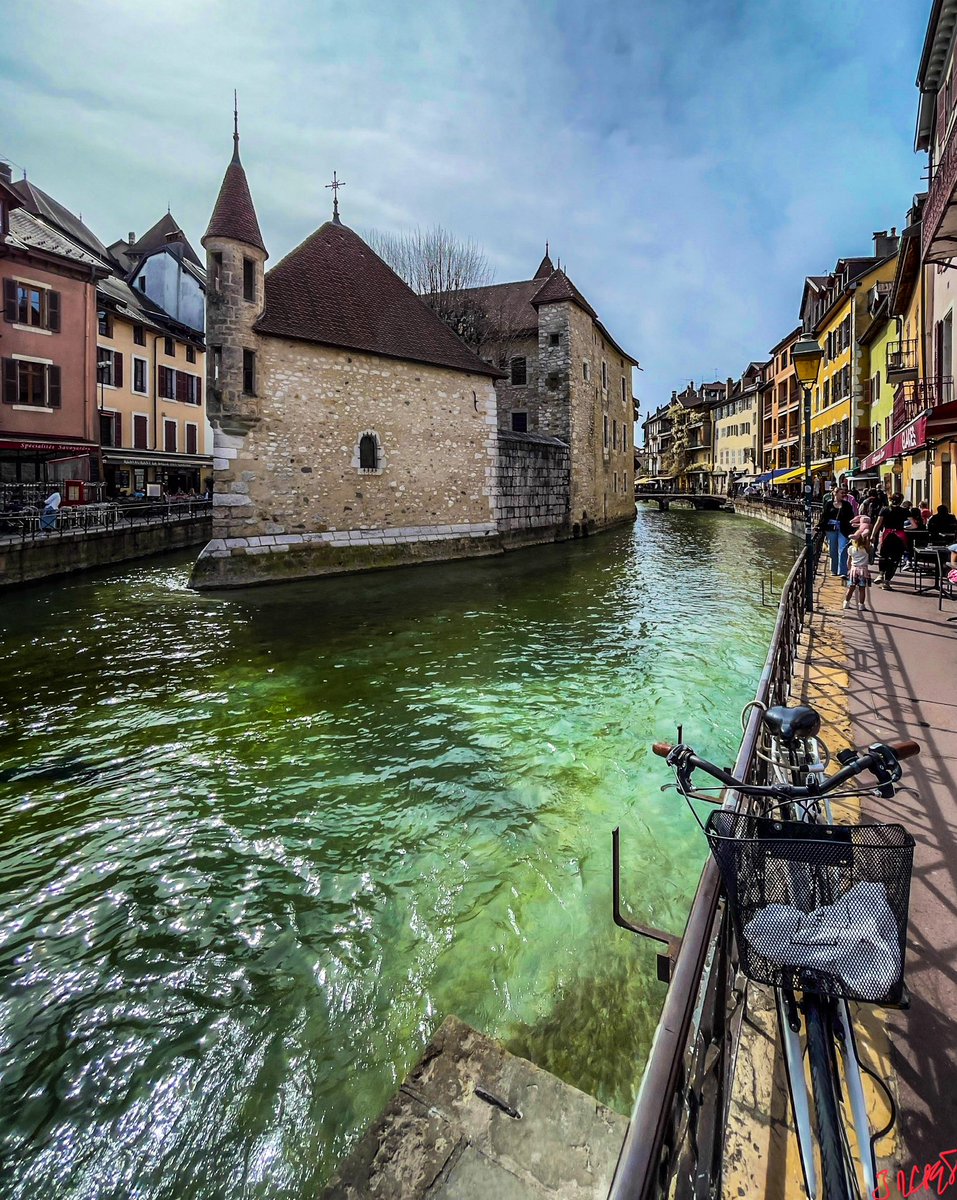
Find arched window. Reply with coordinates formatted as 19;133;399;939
359;433;378;469
353;430;384;474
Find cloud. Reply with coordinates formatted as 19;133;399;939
1;0;930;418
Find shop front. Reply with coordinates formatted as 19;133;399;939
101;449;213;499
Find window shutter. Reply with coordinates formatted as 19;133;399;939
114;412;122;445
47;365;61;408
159;366;170;399
186;424;197;455
2;357;17;403
114;352;123;390
176;372;187;404
48;291;61;332
195;375;202;405
3;279;16;323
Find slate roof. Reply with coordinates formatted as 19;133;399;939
254;221;501;377
128;212;202;267
13;179;113;264
203;148;267;255
5;207;108;271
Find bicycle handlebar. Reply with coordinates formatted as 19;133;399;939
653;736;919;799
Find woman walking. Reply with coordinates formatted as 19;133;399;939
818;485;855;579
871;493;909;589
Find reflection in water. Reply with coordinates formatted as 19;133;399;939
0;510;797;1198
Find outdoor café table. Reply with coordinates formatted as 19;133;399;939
915;544;949;591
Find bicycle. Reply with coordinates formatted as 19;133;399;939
653;702;918;1200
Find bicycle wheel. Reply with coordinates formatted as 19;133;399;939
805;999;854;1200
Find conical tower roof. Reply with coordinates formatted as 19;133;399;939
533;250;554;279
203;126;267;256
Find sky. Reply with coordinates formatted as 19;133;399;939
1;0;932;423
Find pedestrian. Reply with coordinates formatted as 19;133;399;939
39;490;61;532
843;519;873;613
928;503;957;544
871;493;909;589
818;484;855;579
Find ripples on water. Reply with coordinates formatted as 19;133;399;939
0;510;797;1198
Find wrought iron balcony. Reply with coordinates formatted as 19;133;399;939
886;340;919;377
892;377;954;432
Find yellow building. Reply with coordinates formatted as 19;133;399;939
860;213;924;497
96;276;210;496
800;236;899;491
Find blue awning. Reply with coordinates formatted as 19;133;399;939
755;468;791;484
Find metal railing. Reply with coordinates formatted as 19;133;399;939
886;340;919;374
892;376;954;431
608;533;822;1200
0;499;211;543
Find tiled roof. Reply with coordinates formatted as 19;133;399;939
255;221;500;377
449;278;543;336
128;212;202;267
203;151;266;255
5;208;108;270
13;179;113;264
530;268;597;319
534;252;555;279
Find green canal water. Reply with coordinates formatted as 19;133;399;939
0;510;796;1199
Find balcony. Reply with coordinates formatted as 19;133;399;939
886;340;919;382
924;119;957;263
892;377;953;432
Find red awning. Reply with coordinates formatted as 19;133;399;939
0;439;99;453
860;414;927;471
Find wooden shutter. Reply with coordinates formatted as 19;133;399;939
186;424;197;455
195;375;202;405
3;279;17;323
134;414;147;449
113;411;122;445
2;357;17;403
47;365;61;408
113;351;123;390
165;421;176;452
159;366;171;399
176;371;187;404
47;291;60;332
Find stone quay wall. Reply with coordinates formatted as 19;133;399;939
733;498;805;536
0;515;211;588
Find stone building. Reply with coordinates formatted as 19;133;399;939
192;128;583;588
455;253;638;530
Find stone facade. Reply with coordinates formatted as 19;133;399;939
492;297;635;531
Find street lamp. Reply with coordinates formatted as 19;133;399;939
828;439;841;486
792;334;824;614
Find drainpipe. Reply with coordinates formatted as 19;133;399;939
849;280;860;475
152;332;161;450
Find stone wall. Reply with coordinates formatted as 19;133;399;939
0;515;211;587
491;431;570;536
565;303;635;531
192;334;504;587
733;498;805;536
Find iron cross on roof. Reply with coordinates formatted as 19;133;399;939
326;172;345;224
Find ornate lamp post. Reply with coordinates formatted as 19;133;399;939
792;335;824;614
828;439;841;486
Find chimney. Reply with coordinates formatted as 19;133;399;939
128;231;136;245
0;162;12;185
873;229;899;258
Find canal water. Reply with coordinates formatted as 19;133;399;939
0;509;796;1199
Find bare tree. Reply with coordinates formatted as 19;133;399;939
367;224;526;363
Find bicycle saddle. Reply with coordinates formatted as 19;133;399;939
762;704;821;742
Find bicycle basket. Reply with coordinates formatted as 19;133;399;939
705;810;914;1003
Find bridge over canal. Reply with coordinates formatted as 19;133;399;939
634;490;730;511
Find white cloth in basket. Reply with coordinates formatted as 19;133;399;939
743;879;900;996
